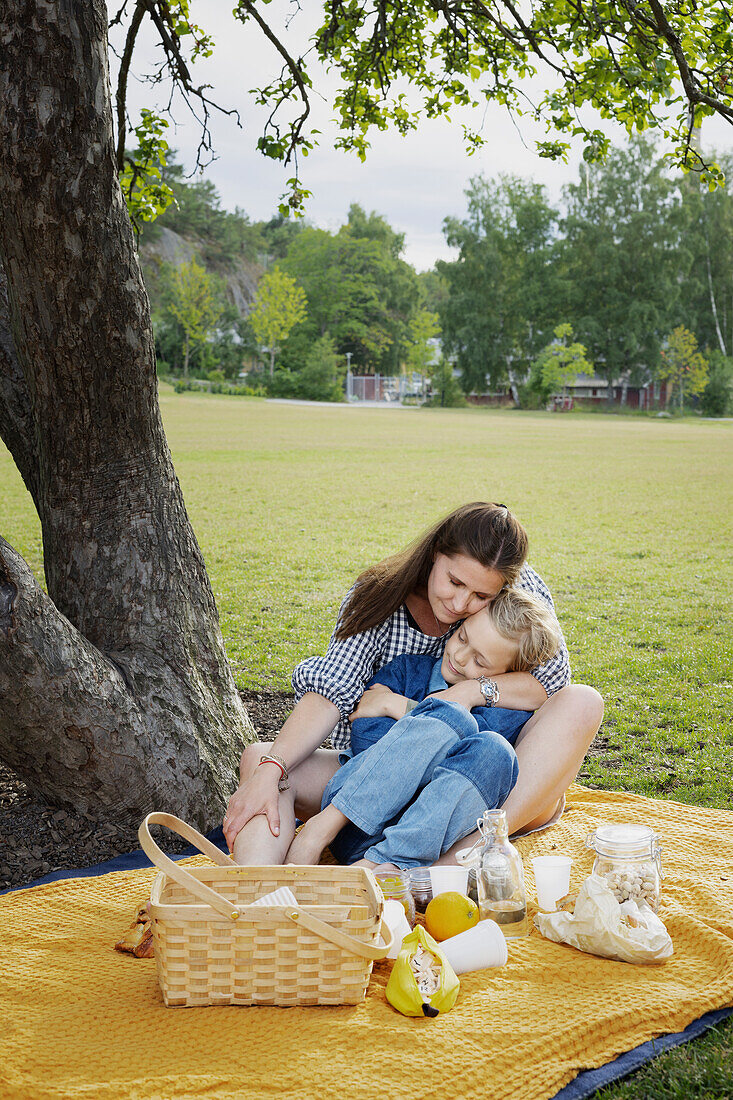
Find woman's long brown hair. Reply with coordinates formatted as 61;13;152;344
335;502;529;639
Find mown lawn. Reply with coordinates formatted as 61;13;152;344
1;389;731;1096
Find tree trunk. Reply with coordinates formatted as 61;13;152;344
269;347;275;376
183;334;190;378
0;0;255;828
705;235;727;356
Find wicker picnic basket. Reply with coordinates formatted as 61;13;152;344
139;813;392;1008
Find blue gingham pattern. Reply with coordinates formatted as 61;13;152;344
292;564;571;750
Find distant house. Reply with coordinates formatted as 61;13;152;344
562;373;670;410
466;370;670;410
466;388;516;408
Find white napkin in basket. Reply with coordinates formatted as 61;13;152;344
251;886;299;907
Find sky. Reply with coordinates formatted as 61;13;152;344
111;2;733;272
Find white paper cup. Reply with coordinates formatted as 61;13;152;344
440;919;508;973
429;866;469;897
381;898;412;959
532;855;572;911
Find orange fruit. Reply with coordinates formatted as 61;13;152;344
424;891;479;941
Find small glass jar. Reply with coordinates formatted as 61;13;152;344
586;823;663;912
375;870;416;927
408;867;433;914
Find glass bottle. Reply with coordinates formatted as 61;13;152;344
374;869;416;927
475;809;528;938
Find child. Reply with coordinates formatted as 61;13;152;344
287;588;561;869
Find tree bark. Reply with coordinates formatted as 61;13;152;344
0;0;255;828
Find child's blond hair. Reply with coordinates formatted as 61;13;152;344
487;589;561;672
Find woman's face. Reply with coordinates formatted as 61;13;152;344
427;552;505;626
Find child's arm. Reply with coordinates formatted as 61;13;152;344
348;653;420;722
349;682;411;721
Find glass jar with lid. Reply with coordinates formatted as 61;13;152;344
374;869;416;927
586;823;662;912
408;867;433;914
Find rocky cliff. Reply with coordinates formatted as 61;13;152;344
140;226;263;315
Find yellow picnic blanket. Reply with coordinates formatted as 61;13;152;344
1;784;732;1100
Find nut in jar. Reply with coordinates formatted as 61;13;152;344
586;823;663;912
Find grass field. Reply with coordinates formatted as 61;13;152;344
5;389;730;808
1;389;732;1095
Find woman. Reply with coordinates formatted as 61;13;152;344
223;502;603;864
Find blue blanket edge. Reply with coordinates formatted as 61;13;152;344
3;832;730;1100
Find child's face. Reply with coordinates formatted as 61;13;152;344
440;610;518;684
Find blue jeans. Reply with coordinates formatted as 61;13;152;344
322;697;519;868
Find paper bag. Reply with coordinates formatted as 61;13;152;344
534;874;673;964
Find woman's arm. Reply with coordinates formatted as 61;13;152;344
225;597;392;850
290;594;388;730
223;692;340;850
432;672;548;711
514;565;572;698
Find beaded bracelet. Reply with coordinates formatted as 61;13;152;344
259;753;290;791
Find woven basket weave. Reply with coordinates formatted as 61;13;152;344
139;813;392;1008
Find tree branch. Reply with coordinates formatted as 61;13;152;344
115;0;147;172
236;0;311;162
0;535;151;815
643;0;733;124
141;1;242;172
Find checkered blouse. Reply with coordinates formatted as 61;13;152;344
292;564;571;750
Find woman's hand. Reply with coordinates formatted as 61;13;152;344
222;764;281;853
349;684;409;722
430;673;548;711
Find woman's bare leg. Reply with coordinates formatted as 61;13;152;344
232;741;341;865
434;684;603;865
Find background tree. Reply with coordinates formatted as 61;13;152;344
295;334;345;403
280;208;418;374
536;324;593;400
658;326;710;411
439;175;560;394
699;351;733;417
560;137;680;397
427;359;467;408
417;269;449;315
137;152;269;266
677;153;733;358
166;259;223;376
249;266;307;375
405;309;441;378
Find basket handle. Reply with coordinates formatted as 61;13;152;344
139;813;396;953
139;812;242;922
284;907;394;961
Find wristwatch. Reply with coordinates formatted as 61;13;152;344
477;676;501;707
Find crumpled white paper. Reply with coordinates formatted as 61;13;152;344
534;874;673;965
251;886;298;907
